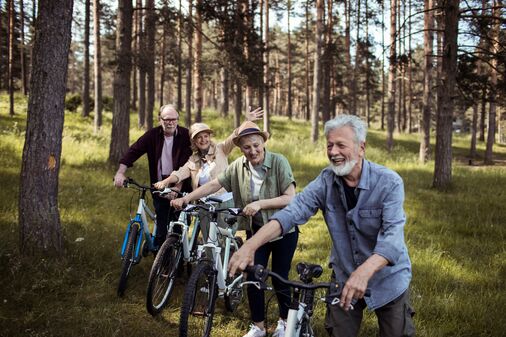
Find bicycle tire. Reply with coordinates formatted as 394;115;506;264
146;235;182;316
179;261;217;337
117;223;139;297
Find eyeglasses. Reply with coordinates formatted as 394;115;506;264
160;117;178;123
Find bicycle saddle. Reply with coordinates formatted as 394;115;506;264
296;262;323;283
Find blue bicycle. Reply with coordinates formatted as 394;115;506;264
117;178;167;297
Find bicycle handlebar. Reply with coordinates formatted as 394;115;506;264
183;202;242;217
121;177;184;197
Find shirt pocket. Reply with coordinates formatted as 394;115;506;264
357;208;382;237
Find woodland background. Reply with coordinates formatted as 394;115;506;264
0;0;505;336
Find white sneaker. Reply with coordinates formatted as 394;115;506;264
272;319;286;337
243;324;266;337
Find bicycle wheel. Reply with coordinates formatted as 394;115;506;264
117;223;139;297
146;235;182;316
224;239;243;312
179;262;217;337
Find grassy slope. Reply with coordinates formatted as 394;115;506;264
0;94;505;337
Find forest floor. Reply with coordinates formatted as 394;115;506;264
1;94;505;337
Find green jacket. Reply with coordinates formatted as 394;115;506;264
218;150;295;231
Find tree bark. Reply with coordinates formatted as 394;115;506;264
419;0;433;163
8;0;15;116
144;0;155;130
185;0;193;127
311;0;323;143
194;0;203;123
137;0;145;128
433;0;459;190
93;0;102;132
109;0;133;164
234;78;242;128
386;0;397;152
263;0;270;133
82;0;91;117
19;0;73;256
484;0;500;164
351;0;361;117
381;0;385;130
221;68;229;117
286;0;292;120
19;0;27;95
470;103;478;159
304;0;310;121
177;0;183;111
322;0;333;123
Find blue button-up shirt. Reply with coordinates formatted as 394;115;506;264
271;159;412;310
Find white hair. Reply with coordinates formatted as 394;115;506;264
324;114;367;144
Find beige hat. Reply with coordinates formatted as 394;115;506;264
190;123;213;140
232;121;270;146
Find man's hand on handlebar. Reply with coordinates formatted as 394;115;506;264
228;244;255;277
114;172;127;187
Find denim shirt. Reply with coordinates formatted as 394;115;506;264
271;159;412;310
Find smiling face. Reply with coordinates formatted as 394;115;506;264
326;126;365;178
239;134;265;166
194;131;212;152
159;106;179;136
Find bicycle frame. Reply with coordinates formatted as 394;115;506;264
167;209;200;262
194;203;243;294
120;187;157;262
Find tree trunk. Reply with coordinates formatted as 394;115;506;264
221;68;229;117
185;0;193;127
19;0;73;256
137;0;145;128
484;0;500;165
108;0;133;164
287;0;292;120
322;0;333;123
93;0;102;132
8;0;15;116
351;0;361;117
344;0;352;115
194;0;203;123
177;0;182;111
82;0;91;117
365;0;371;126
131;1;137;110
20;0;27;95
304;0;310;121
479;88;486;142
311;0;323;143
144;0;155;130
234;78;242;128
381;0;385;130
433;0;459;190
386;0;397;152
407;0;413;133
159;1;168;108
419;0;433;163
263;0;270;133
470;103;478;159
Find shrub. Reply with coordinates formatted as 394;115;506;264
65;93;82;113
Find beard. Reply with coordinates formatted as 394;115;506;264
329;157;357;176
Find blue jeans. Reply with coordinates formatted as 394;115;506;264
246;226;298;323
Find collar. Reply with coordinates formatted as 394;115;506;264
242;149;272;170
158;125;179;138
190;142;217;163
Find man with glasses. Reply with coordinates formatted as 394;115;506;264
114;104;192;248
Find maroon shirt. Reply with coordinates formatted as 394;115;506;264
120;125;192;189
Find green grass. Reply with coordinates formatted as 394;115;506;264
0;93;505;336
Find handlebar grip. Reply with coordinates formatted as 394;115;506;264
244;264;268;282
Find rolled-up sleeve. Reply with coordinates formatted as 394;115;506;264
271;174;325;235
373;178;406;265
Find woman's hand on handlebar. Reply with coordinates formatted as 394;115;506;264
171;196;187;210
153;180;167;190
242;201;262;216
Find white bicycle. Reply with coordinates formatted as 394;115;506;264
178;197;244;337
245;263;369;337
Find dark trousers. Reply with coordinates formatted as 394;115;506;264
246;227;298;323
324;290;416;337
152;195;179;247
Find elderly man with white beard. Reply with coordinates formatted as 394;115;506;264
229;114;415;337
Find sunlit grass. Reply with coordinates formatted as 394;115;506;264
0;95;505;336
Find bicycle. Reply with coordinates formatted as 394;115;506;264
178;198;244;337
145;193;202;316
245;263;370;337
117;177;166;297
